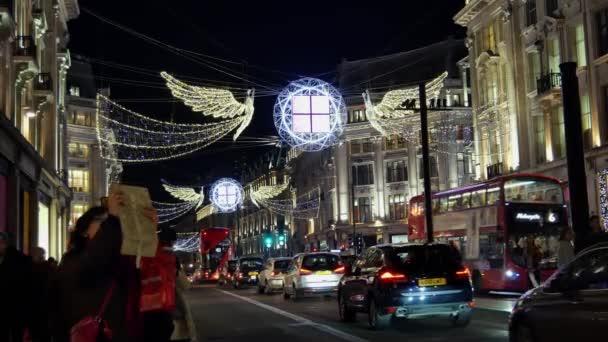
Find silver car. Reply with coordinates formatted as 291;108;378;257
258;257;292;294
283;252;345;300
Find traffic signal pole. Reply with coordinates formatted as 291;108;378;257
418;83;434;243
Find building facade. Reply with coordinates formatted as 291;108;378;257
0;0;79;259
66;59;118;227
455;0;608;224
289;40;474;253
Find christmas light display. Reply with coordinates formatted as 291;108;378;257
96;94;248;163
250;182;289;207
160;72;255;140
273;78;346;152
173;232;200;253
252;188;320;219
210;178;243;212
162;183;204;205
599;168;608;230
153;200;198;224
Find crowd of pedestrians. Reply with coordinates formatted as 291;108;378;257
0;190;191;342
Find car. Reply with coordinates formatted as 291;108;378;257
218;260;238;286
283;252;345;300
338;243;474;330
258;257;292;294
509;242;608;342
234;257;264;288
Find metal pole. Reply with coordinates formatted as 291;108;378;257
559;62;590;248
419;83;434;243
351;181;357;255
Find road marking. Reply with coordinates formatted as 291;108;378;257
219;290;369;342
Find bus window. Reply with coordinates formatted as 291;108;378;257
504;178;563;203
432;198;440;214
461;192;471;209
439;197;448;213
448;195;461;211
479;234;504;269
471;190;486;207
487;187;500;205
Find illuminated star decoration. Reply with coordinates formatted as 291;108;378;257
250;182;290;208
160;72;255;141
252;187;320;220
210;178;244;213
96;94;248;163
273;78;346;152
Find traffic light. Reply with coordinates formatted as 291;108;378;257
278;234;285;246
355;234;364;254
264;235;273;248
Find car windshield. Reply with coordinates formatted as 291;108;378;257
388;245;461;272
302;254;341;271
274;259;290;271
240;258;263;271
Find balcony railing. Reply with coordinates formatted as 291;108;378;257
487;162;503;179
13;36;35;57
536;73;561;95
34;72;52;92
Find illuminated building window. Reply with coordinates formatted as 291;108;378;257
534;115;546;163
575;25;587;67
68;142;89;159
348;109;366;123
386;160;407;183
527;52;541;91
71;203;88;227
291;95;331;133
389;194;407;220
69;86;80;97
69;169;89;193
354;197;372;223
551;107;566;159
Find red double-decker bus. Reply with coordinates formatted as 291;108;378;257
408;174;568;292
195;227;233;282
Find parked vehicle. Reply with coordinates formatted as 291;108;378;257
509;243;608;342
234;257;264;288
283;252;344;300
258;257;292;294
218;260;237;286
338;243;474;330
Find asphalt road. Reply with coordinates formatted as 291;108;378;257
184;284;511;342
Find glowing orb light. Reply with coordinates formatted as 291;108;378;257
210;178;243;212
273;78;346;151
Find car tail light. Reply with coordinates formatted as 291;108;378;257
237;272;244;279
271;271;278;276
333;266;345;274
299;268;312;276
379;271;407;281
455;267;470;280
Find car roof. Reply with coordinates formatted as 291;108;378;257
294;252;340;257
269;257;292;261
372;243;426;249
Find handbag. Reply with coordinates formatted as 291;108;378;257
70;281;116;342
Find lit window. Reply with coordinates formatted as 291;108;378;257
575;25;587;67
71;203;88;227
68;169;89;193
292;95;331;133
69;86;80;97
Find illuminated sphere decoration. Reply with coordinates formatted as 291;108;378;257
273;78;346;152
210;178;243;213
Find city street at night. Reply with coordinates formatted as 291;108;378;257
186;285;511;342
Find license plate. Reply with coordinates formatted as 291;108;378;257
250;276;257;280
418;278;447;286
316;271;332;275
248;272;259;276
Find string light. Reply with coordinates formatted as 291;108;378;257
96;94;247;163
173;232;200;253
153;200;198;224
252;188;320;219
161;72;255;140
599;169;608;230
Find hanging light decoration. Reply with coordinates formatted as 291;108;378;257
162;183;204;206
96;94;248;163
250;182;289;207
173;232;200;253
160;72;255;140
153;201;198;224
252;187;320;219
210;178;243;213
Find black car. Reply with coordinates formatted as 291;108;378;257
509;242;608;342
234;257;264;288
338;243;473;329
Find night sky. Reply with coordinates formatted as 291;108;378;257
69;0;465;200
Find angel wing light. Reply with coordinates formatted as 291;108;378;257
363;72;448;136
160;72;255;140
162;183;204;207
250;182;289;207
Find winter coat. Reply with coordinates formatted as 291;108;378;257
0;246;32;327
50;215;143;342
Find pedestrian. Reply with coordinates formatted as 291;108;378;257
0;231;31;342
575;215;608;253
557;228;575;268
47;257;58;270
30;246;53;342
142;228;177;342
50;190;154;342
524;235;542;288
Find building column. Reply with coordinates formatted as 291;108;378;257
544;108;555;162
335;142;350;223
462;66;469;107
407;140;418;197
448;141;459;188
373;138;385;220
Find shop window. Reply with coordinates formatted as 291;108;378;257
37;202;49;256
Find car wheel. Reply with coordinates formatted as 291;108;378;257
291;285;299;301
257;282;265;294
512;323;535;342
264;281;273;295
451;312;472;327
283;286;291;300
338;294;356;322
368;297;391;330
472;270;483;293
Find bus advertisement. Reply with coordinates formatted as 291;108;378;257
408;174;568;292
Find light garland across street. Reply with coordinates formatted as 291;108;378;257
250;182;289;207
173;232;200;253
162;183;204;205
153;200;198;224
252;187;321;219
96;94;247;163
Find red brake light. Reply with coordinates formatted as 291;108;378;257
271;271;278;276
455;267;470;279
379;271;407;281
299;268;312;275
333;266;345;274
